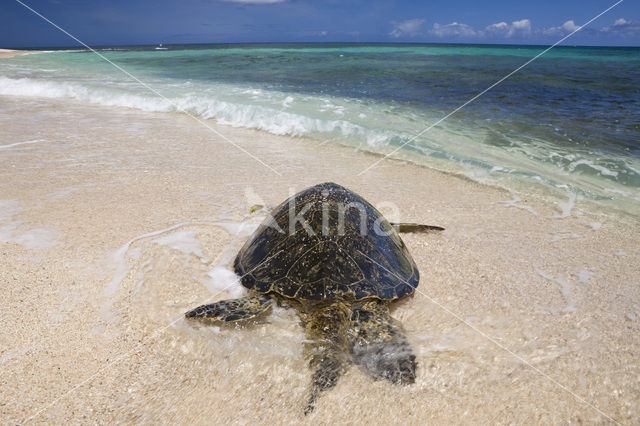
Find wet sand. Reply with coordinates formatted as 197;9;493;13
0;95;638;424
0;49;36;59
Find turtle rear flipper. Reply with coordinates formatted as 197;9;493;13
185;295;273;322
302;303;350;414
305;352;346;415
391;222;444;233
348;300;416;385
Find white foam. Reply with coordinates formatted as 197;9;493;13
577;270;594;283
568;159;618;177
626;162;640;174
281;96;294;108
9;227;60;249
213;221;260;237
536;269;576;313
550;232;581;242
101;221;220;318
0;219;60;249
589;222;602;231
553;190;576;219
0;224;18;244
417;326;463;354
0;76;172;112
128;247;142;260
365;131;392;148
0;199;22;221
500;195;538;216
152;230;204;258
0;77;397;148
269;303;299;324
204;266;246;299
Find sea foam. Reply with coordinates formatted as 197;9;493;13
0;76;394;148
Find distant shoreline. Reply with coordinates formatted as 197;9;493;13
0;49;43;58
2;42;639;51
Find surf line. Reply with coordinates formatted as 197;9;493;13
13;0;282;176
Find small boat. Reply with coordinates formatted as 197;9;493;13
154;44;168;50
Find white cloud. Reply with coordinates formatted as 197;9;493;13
601;18;640;36
429;19;529;39
430;22;477;38
485;21;509;35
389;19;426;38
387;16;639;41
508;19;531;37
540;17;640;39
541;20;581;36
562;20;581;32
484;19;532;38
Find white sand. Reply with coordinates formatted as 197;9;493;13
0;95;638;424
0;49;35;58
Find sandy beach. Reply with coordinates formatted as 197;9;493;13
0;94;639;424
0;49;35;59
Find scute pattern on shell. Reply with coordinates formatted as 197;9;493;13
233;182;419;300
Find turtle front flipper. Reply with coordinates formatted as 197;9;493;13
348;300;416;385
185;295;273;322
390;222;444;233
301;303;350;414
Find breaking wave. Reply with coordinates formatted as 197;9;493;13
0;76;398;148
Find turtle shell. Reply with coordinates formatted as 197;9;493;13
233;182;419;301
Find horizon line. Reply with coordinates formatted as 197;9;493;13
4;40;640;50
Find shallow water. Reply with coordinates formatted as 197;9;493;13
99;217;639;423
1;43;639;214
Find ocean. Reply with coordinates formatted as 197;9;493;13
1;43;638;214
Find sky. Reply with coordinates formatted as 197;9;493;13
2;0;640;48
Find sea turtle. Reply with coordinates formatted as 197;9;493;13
185;182;442;413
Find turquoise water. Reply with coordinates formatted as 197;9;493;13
1;43;639;212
